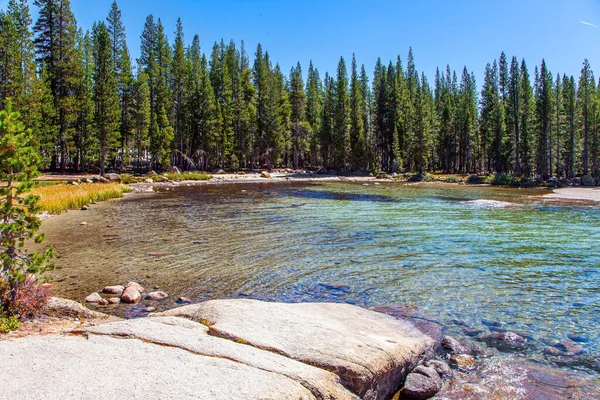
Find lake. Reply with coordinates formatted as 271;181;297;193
40;181;600;376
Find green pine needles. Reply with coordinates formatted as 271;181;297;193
0;102;54;318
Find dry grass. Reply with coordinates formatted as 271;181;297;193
32;183;132;214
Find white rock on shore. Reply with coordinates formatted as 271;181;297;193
158;299;434;399
0;299;433;400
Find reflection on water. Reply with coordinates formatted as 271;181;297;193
40;182;600;376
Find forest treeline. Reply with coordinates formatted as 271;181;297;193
1;0;599;179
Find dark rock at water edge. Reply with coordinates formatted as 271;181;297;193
400;365;442;399
480;331;528;352
441;336;470;354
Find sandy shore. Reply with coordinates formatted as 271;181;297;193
543;186;600;201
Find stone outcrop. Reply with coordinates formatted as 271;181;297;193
0;299;434;400
157;299;434;399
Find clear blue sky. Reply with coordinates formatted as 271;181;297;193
4;0;600;85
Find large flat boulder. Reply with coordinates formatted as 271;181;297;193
158;299;434;399
0;333;314;400
84;317;357;399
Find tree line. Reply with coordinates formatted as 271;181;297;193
0;0;599;178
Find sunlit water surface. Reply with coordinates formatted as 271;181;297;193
41;182;600;376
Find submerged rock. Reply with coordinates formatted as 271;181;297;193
481;331;528;352
441;336;470;354
177;297;192;304
554;340;584;355
465;199;512;208
146;291;169;301
401;365;442;399
425;360;452;377
107;297;121;305
158;299;434;400
449;354;475;371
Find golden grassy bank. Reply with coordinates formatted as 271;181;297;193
32;183;132;214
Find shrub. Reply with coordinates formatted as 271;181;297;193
467;174;487;184
166;172;212;181
407;173;433;182
0;275;50;318
0;314;20;334
229;154;240;171
490;173;513;186
443;175;462;183
119;173;137;184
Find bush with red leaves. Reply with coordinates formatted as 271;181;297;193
0;275;51;319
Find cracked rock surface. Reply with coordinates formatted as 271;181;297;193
0;299;434;400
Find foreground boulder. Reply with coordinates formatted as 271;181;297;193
0;332;319;399
158;299;434;399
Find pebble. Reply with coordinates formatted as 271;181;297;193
449;354;476;371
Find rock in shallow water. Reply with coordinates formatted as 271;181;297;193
102;285;124;295
441;335;470;354
125;281;145;293
449;354;476;371
401;365;442;399
146;291;169;301
84;293;102;303
481;331;528;352
426;360;452;377
120;287;141;304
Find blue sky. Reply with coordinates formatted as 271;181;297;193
3;0;600;85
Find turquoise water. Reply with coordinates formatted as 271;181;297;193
45;181;600;373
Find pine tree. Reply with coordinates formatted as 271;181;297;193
92;22;120;175
562;75;577;178
507;56;521;175
321;73;335;167
519;60;534;177
132;71;150;169
72;29;94;171
535;59;553;179
359;64;373;169
349;54;365;170
171;18;186;165
289;62;307;169
106;1;133;168
577;59;594;176
0;0;37;114
139;14;157;150
305;61;322;166
0;102;54;315
413;73;433;173
34;0;81;172
333;56;349;171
